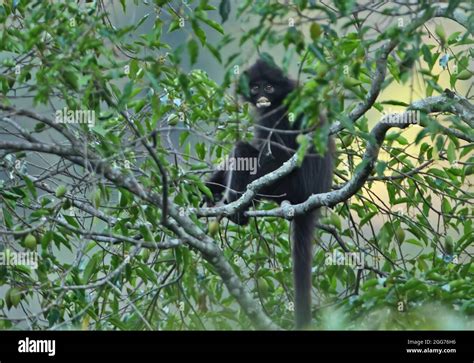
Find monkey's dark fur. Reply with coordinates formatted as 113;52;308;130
206;59;334;329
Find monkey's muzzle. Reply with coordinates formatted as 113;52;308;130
256;96;271;108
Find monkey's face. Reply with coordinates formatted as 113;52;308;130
241;59;295;111
248;80;289;110
249;81;274;109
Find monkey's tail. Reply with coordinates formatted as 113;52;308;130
292;210;317;329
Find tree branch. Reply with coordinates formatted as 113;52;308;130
247;121;396;218
0;122;279;330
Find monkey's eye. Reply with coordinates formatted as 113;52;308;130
264;84;274;93
250;85;259;95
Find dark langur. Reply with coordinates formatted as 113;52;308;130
207;59;334;329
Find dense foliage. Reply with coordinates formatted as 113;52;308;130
0;0;472;330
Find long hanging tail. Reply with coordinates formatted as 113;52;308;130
292;210;317;329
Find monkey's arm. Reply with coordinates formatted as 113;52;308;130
224;141;262;225
206;141;282;224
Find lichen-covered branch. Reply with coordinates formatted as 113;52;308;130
194;151;300;218
246;121;395;218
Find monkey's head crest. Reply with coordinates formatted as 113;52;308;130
241;59;296;111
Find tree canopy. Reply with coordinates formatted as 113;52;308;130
0;0;472;330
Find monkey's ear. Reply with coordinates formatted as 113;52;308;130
278;77;297;97
238;71;251;100
286;78;297;90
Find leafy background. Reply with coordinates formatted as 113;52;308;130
0;0;472;330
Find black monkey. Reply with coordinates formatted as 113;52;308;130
206;59;334;329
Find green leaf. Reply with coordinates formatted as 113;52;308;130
83;255;99;283
380;100;409;107
296;134;309;166
421;45;433;69
456;70;472;80
402;278;423;291
137;263;157;283
405;238;424;247
310;23;322;40
396;135;408;145
47;308;60;326
361;279;378;290
238;72;249;98
435;24;446;45
109;317;128;330
198;17;224;34
179;131;190;146
448;31;461;44
22;175;37;199
187;38;199;65
195;142;206;160
329;213;342;231
219;0;231;23
446;141;456;163
197;180;213;200
441;198;452;214
259;52;277;68
62;70;79;92
192;20;207;45
206;43;222;63
360;211;377;227
119;81;134;107
91;123;107;137
178;74;191;99
63;215;80;229
375;161;387;177
0;190;22;200
168;19;181;33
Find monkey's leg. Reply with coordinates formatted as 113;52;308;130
226;141;260;225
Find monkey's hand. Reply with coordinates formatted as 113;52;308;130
202;187;223;207
201;170;227;207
